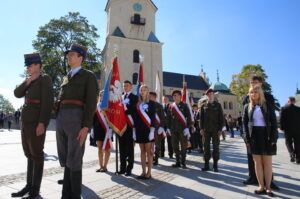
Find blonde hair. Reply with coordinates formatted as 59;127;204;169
139;84;149;103
248;86;266;111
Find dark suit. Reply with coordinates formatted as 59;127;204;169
162;103;173;158
280;104;300;161
119;92;138;173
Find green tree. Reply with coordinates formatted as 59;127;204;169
32;12;102;100
0;94;15;113
230;64;280;110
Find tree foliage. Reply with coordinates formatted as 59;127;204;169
32;12;102;100
230;64;280;110
0;94;15;113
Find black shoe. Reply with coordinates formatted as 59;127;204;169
213;161;218;172
21;188;39;199
270;182;280;190
213;167;219;172
243;177;258;185
153;160;158;165
11;185;31;197
57;179;63;185
172;163;181;168
117;170;126;175
296;159;300;164
290;157;295;162
169;155;174;159
254;189;266;195
125;171;131;176
266;190;275;197
181;164;187;169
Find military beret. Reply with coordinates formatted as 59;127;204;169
24;53;42;67
172;90;182;96
205;88;214;95
65;43;87;59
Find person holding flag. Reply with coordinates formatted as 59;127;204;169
119;80;138;176
133;85;156;179
93;90;112;173
167;90;192;169
149;92;166;166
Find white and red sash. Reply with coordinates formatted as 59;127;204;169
136;102;151;128
96;107;112;150
171;103;187;128
155;113;161;127
123;103;134;128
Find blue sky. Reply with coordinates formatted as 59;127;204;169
0;0;299;109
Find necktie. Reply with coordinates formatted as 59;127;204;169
124;93;128;99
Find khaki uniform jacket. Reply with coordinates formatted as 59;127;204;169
200;101;224;133
58;69;98;128
167;102;191;133
14;74;53;126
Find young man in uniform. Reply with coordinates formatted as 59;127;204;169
162;96;173;159
200;89;224;172
167;90;191;169
56;44;98;198
149;92;166;165
13;53;53;198
119;80;138;176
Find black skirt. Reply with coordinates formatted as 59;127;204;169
93;115;105;142
250;126;276;155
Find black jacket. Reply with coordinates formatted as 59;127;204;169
280;104;300;134
243;102;278;144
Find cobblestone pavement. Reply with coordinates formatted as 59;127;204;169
0;129;299;199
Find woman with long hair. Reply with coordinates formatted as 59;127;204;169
243;86;278;197
93;91;111;172
133;85;156;179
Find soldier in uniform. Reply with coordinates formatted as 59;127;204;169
162;96;173;158
167;90;191;168
13;53;53;198
119;80;138;176
149;92;166;165
56;44;98;199
200;89;224;172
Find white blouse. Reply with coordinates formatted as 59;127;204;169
253;105;266;127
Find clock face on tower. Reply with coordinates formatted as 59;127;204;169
133;3;142;12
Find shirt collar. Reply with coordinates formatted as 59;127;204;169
70;66;82;77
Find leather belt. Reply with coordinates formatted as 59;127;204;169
60;100;85;106
25;99;41;104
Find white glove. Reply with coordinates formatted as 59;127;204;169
184;128;191;139
166;128;171;136
158;127;165;135
132;128;136;141
149;127;155;141
192;126;196;133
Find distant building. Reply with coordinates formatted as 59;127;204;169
295;88;300;107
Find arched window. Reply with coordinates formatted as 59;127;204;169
132;73;138;84
223;101;228;109
133;50;139;63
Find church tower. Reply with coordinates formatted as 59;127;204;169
101;0;163;91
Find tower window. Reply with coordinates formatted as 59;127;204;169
132;73;138;84
133;50;140;63
223;101;228;109
131;14;146;25
229;102;233;110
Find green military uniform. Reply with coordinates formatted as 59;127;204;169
167;102;191;167
154;101;166;165
13;53;53;198
200;101;224;169
56;43;98;199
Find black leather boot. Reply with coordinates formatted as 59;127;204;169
22;161;44;199
70;170;82;199
153;155;159;165
62;167;71;199
12;159;33;197
201;161;209;171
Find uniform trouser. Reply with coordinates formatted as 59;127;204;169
161;138;165;156
56;108;85;198
285;132;296;158
21;122;46;193
172;131;187;164
155;130;162;158
166;135;173;157
118;128;134;173
192;132;202;150
203;131;220;162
